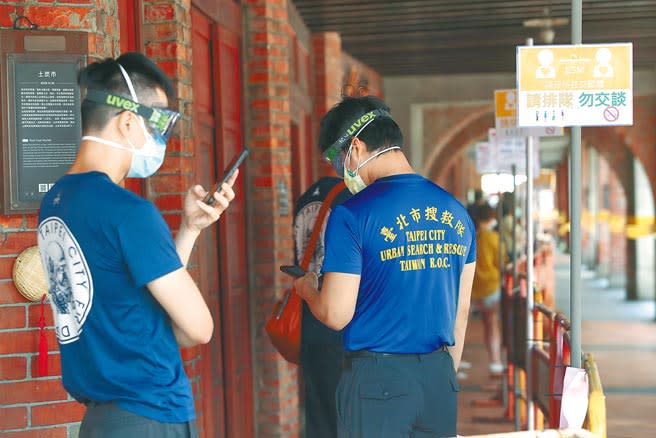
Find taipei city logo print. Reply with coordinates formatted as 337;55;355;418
38;217;93;344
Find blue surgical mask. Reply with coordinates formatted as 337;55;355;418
82;120;166;178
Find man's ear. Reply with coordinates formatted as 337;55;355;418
350;137;368;160
116;111;138;139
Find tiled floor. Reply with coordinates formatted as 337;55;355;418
456;248;656;437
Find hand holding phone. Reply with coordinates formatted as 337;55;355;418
280;265;307;278
203;148;250;205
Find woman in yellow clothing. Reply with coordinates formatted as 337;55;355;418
472;203;505;376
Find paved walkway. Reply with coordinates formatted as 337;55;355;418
457;249;656;437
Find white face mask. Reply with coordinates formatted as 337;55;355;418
82;64;167;179
82;120;166;178
343;144;400;194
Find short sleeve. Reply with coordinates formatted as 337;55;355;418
117;202;183;287
321;205;362;275
465;215;477;264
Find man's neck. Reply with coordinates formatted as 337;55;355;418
68;140;129;184
364;151;415;184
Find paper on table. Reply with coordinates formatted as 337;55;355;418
559;366;589;429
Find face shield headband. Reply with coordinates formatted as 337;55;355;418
322;109;393;173
83;89;180;143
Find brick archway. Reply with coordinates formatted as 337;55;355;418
423;106;494;181
583;128;633;196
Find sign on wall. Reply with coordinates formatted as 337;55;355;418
1;31;87;214
476;129;540;176
495;88;563;138
516;43;633;127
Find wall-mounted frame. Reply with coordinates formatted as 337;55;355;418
0;30;87;214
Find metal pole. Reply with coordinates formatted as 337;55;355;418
512;165;518;285
510;163;520;430
525;37;536;430
498;177;508;411
570;0;583;369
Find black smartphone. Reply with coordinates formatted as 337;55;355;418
279;265;307;278
203;148;250;205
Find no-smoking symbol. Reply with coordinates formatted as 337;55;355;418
603;106;620;122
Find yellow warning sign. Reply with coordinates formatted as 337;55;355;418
517;43;633;127
495;89;517;118
518;44;631;92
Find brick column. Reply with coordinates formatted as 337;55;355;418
595;155;611;279
608;166;628;288
0;2;117;436
245;1;299;436
140;0;204;416
312;32;343;178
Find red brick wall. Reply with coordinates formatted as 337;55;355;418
0;2;117;436
312;32;344;179
245;1;299;437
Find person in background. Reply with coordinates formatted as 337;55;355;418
294;176;351;438
37;53;237;437
471;203;505;376
501;191;525;262
294;95;476;437
467;188;485;223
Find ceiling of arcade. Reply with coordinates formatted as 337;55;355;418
294;0;656;194
293;0;656;76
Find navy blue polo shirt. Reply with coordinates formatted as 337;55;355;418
322;174;476;353
38;171;192;423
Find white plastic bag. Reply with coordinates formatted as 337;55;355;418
559;366;589;429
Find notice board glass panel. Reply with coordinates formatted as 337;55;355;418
2;53;85;213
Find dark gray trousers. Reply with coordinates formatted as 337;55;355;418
336;348;460;438
79;402;198;438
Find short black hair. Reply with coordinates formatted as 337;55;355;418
318;96;403;153
78;52;174;133
478;203;496;222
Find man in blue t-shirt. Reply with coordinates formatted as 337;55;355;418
37;53;238;437
294;96;476;437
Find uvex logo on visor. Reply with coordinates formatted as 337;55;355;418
322;108;393;169
106;94;140;112
84;89;181;141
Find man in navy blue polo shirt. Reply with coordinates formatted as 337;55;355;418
294;96;476;437
38;53;237;437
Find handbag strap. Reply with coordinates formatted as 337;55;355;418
299;181;346;270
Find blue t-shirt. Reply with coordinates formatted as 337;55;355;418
37;172;192;423
322;174;476;353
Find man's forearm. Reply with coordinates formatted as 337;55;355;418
175;223;200;266
449;309;470;371
301;283;329;324
173;322;200;348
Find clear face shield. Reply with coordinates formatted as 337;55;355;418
321;108;393;174
83;89;181;143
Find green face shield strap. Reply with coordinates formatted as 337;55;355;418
322;109;393;173
83;89;181;142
